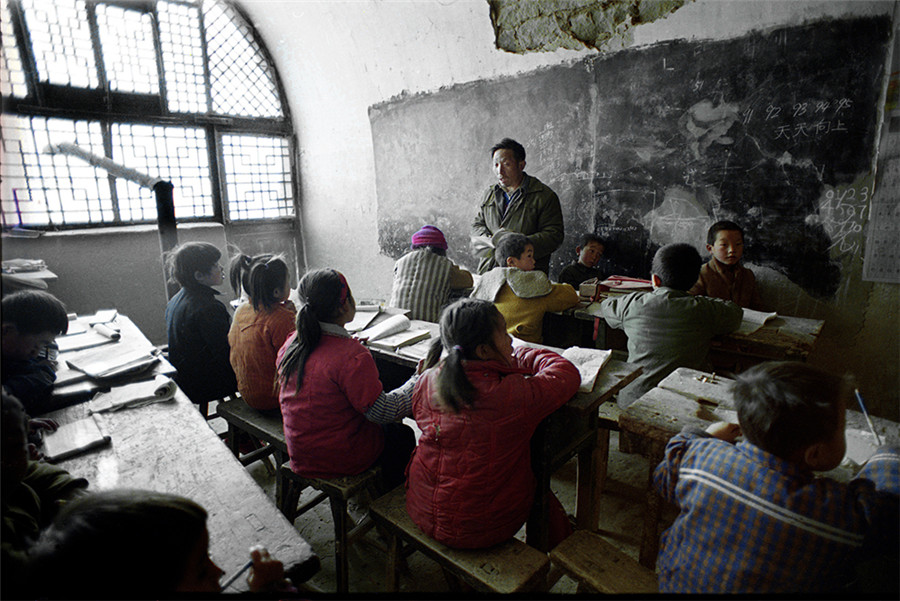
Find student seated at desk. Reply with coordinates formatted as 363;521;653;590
388;224;473;323
597;243;742;408
688;220;763;309
164;242;238;408
27;489;293;596
406;298;580;549
558;233;607;288
1;290;68;416
1;391;88;599
653;362;900;594
277;269;416;491
471;233;579;344
228;253;296;412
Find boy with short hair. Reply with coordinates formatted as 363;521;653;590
471;233;579;343
689;220;763;309
165;242;238;408
653;361;900;594
1;290;69;415
597;243;742;407
558;233;607;288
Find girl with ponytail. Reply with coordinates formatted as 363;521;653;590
227;253;296;411
276;269;416;490
406;297;580;549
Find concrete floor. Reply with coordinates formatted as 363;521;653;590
215;412;662;595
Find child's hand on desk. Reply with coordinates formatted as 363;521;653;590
247;545;293;592
706;421;741;443
27;418;59;460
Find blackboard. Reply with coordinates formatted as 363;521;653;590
370;16;891;299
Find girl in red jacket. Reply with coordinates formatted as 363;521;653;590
406;297;580;549
276;268;416;490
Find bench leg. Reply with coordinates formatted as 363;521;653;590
226;423;240;457
385;532;401;591
279;478;301;522
639;469;661;569
329;495;350;593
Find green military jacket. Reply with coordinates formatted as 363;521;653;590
471;174;565;275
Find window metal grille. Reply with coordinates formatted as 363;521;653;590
222;134;292;220
1;1;28;98
111;123;213;221
158;1;207;114
2;0;296;229
0;115;113;227
204;0;283;118
96;3;160;95
22;0;99;89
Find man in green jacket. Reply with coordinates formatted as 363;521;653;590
471;138;565;275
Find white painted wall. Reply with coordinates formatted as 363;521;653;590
242;0;898;417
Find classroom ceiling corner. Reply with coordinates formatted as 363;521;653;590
488;0;689;53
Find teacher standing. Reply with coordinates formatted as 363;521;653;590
471;138;565;275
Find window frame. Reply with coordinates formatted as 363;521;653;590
1;0;299;230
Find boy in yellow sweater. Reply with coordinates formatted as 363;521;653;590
471;233;579;343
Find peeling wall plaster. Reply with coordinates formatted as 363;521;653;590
489;0;688;53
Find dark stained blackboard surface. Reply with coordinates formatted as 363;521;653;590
370;16;891;299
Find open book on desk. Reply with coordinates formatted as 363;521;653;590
735;308;779;335
560;347;613;393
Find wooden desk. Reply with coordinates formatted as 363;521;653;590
49;314;175;410
44;391;320;590
619;367;900;569
567;300;824;370
366;338;642;552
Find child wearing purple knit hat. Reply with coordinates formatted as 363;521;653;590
388;225;474;322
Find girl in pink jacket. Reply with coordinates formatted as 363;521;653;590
406;298;580;549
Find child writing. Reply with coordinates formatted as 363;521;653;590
228;253;296;411
406;298;580;549
688;220;763;309
1;290;69;416
597;243;742;407
2;391;88;599
164;241;237;408
653;361;900;594
26;488;292;596
388;224;474;322
470;232;579;344
558;233;607;288
277;268;416;491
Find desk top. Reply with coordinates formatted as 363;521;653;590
44;391;319;589
620;367;900;472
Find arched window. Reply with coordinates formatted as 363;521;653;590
1;0;296;229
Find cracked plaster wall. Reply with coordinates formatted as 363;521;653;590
489;0;688;53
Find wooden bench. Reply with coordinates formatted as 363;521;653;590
550;529;658;593
214;399;286;493
369;486;550;594
279;463;381;593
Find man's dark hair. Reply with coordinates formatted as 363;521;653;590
580;233;606;248
495;232;532;266
490;138;526;162
1;290;68;335
733;361;850;461
707;220;744;245
651;243;702;291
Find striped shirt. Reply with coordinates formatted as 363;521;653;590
388;249;454;322
653;427;900;594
